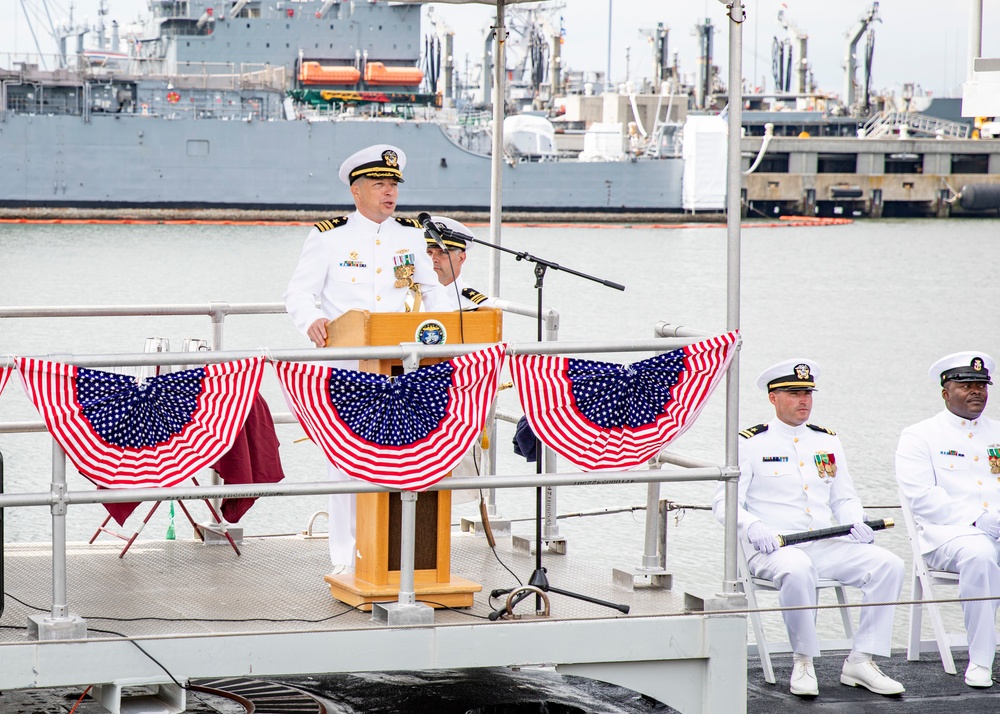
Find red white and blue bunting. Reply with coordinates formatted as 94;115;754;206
510;332;739;471
17;357;264;488
0;363;11;398
274;344;506;490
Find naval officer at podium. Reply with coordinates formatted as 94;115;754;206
283;143;440;573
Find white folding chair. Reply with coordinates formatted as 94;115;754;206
897;488;967;674
739;539;855;684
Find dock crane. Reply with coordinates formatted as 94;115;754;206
844;2;880;114
774;7;810;96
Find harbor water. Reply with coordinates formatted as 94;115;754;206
2;215;1000;652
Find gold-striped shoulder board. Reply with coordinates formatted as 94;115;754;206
461;287;489;305
314;216;347;232
739;424;768;439
395;216;423;229
806;423;836;435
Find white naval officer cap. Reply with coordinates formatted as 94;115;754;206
756;358;820;392
424;215;473;251
929;351;995;386
338;144;406;185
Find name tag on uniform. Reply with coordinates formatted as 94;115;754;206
762;456;788;462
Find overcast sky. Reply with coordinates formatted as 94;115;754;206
3;0;998;99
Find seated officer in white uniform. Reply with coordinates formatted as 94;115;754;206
283;143;439;574
712;359;905;698
419;215;493;312
896;351;1000;688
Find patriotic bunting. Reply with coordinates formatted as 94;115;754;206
0;363;11;398
275;344;505;490
17;357;264;488
510;331;739;471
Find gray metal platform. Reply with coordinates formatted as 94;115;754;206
0;531;747;713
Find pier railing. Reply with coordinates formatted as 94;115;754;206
0;301;742;637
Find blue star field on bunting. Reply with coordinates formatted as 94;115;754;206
568;349;685;429
327;361;452;445
78;368;206;448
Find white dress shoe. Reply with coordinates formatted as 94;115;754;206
329;564;354;575
966;662;994;688
840;659;904;695
790;660;819;697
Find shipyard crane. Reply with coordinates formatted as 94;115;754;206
774;7;811;96
843;2;880;114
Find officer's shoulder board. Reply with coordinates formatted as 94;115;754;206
806;423;837;436
739;424;768;439
394;216;423;229
314;216;347;232
461;287;489;305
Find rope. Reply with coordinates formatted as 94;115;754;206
702;593;1000;619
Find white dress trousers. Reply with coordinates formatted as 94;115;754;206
713;419;903;657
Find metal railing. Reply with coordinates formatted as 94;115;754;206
861;110;972;140
0;333;738;635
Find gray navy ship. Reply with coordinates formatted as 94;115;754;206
0;0;684;212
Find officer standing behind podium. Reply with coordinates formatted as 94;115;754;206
896;352;1000;688
420;215;494;312
711;359;904;698
283;143;439;574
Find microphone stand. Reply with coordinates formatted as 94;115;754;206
459;233;630;619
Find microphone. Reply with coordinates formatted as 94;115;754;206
417;212;447;251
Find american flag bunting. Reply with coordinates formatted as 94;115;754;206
510;331;739;471
17;357;264;488
274;343;505;490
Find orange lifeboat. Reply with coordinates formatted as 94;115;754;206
299;61;361;85
363;62;423;86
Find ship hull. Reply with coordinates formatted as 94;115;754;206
0;115;683;212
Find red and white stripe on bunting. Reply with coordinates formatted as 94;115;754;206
0;364;11;398
274;343;505;490
17;357;264;488
510;331;739;471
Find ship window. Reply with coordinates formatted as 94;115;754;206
266;43;270;48
186;140;210;157
817;153;856;173
885;153;923;174
951;153;989;174
286;43;290;48
247;23;250;28
286;24;290;29
757;153;789;173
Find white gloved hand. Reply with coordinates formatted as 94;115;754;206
747;521;779;554
849;521;875;544
975;512;1000;540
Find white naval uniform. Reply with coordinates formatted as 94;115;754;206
283;210;439;567
712;419;903;657
421;276;493;312
896;409;1000;667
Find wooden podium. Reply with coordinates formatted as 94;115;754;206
321;308;502;610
